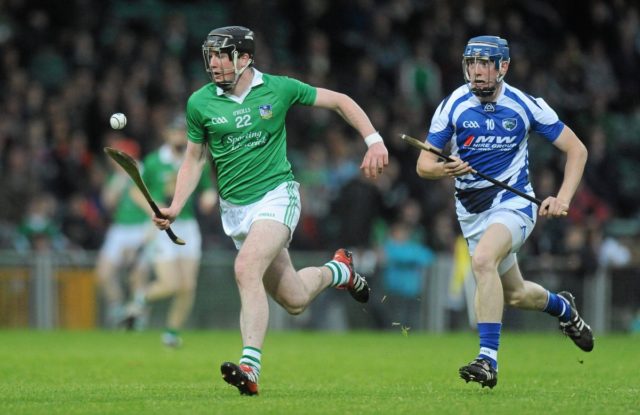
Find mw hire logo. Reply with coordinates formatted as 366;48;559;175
463;135;517;147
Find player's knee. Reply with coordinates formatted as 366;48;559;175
233;258;254;286
471;252;498;276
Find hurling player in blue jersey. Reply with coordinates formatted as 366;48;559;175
416;36;593;388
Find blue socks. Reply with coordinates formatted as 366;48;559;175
475;292;571;371
478;322;501;370
543;291;571;322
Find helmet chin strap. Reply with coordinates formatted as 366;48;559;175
470;82;499;98
217;51;253;91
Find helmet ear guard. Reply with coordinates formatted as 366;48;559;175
495;37;510;82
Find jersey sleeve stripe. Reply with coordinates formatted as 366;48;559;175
438;93;453;116
503;88;536;128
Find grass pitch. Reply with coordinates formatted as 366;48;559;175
0;330;638;414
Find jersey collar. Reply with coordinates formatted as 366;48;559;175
216;68;265;104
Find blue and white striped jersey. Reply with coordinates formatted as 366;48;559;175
427;82;565;214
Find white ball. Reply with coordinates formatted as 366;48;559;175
110;113;127;130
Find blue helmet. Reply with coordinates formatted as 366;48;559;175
462;35;510;97
498;37;510;62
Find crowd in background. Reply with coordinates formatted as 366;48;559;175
0;0;638;280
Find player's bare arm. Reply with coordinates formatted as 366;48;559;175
416;146;472;179
313;87;389;178
154;140;207;230
539;125;588;218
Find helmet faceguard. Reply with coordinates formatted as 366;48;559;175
202;26;255;91
462;35;510;98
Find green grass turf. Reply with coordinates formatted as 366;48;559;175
0;330;638;414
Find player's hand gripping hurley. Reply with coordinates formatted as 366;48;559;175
401;134;567;215
104;147;186;245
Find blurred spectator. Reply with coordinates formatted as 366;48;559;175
567;182;611;228
597;230;631;269
295;143;332;250
582;125;620;210
562;224;598;279
16;193;67;252
584;39;619;106
0;143;39;225
328;174;386;249
379;220;435;329
399;39;443;109
61;192;103;250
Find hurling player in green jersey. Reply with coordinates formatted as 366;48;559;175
124;116;217;348
152;26;389;395
96;138;154;328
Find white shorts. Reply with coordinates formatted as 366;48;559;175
458;199;536;275
149;219;202;261
219;181;301;249
99;223;154;262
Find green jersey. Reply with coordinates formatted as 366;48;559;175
186;69;317;205
109;175;149;225
141;145;214;220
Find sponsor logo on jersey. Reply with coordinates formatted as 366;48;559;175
462;135;517;151
233;108;251;116
462;120;480;128
210;116;229;125
502;118;517;131
224;131;269;151
483;102;495;112
259;104;273;119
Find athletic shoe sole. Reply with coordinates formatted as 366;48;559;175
221;362;259;396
